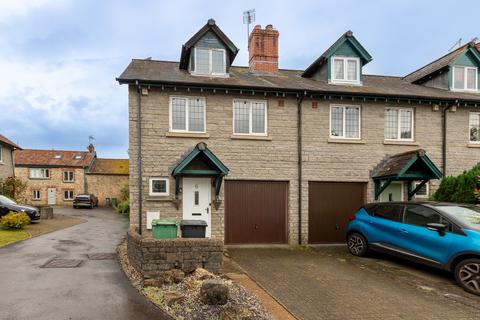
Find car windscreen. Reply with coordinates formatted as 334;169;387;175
434;205;480;232
0;195;16;205
75;195;90;199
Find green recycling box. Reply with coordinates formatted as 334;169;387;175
151;219;178;239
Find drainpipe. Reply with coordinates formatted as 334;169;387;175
136;82;143;235
441;102;454;176
297;95;305;245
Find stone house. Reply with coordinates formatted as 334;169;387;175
0;134;21;182
14;144;128;206
117;19;480;245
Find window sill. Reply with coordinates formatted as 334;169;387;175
146;196;174;202
328;138;365;144
230;135;272;141
63;181;75;183
467;143;480;148
383;140;419;146
166;132;210;138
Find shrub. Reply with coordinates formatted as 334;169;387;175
0;212;31;230
119;180;129;201
433;165;480;203
0;177;28;203
116;199;130;216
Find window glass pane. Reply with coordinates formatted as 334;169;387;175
347;60;357;81
404;205;440;226
467;68;477;90
372;204;403;222
454;67;465;89
333;59;344;80
194;191;199;206
384;109;398;139
415;183;428;196
234;101;250;134
251;102;266;134
152;179;167;194
469;113;480;142
330;106;343;137
188;98;205;132
171;98;186;130
344;107;359;138
399;109;412;139
211;50;225;74
196;48;210;74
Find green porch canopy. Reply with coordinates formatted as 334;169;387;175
372;149;442;200
171;142;229;200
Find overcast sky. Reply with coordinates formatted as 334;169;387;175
1;0;478;158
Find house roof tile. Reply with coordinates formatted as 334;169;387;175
88;158;129;175
14;149;95;167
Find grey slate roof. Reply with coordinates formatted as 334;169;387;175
117;59;480;102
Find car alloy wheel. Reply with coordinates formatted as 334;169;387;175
347;233;367;256
457;260;480;295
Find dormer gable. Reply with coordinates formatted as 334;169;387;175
302;31;372;86
179;19;239;77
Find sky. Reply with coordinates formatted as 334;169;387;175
0;0;478;158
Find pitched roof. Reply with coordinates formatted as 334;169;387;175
403;42;480;83
0;134;21;150
302;31;373;77
14;149;95;167
179;19;239;70
117;59;480;103
88;158;129;175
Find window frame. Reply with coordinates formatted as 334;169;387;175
452;66;478;91
329;104;361;140
63;170;75;183
32;190;41;201
412;181;429;199
384;107;415;141
63;190;74;201
469;112;480;144
29;168;50;179
330;56;361;85
169;96;207;133
192;47;227;76
0;145;3;163
149;177;169;197
232;99;268;136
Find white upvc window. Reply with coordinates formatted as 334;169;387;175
64;190;74;200
169;97;206;133
452;66;478;91
233;99;268;136
329;104;361;139
469;112;480;143
413;181;429;199
29;168;50;179
63;171;74;182
32;190;41;200
331;56;361;85
384;108;414;141
193;47;226;76
149;178;169;196
0;145;3;163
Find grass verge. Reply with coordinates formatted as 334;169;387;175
0;229;30;247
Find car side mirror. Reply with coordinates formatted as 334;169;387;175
426;223;447;236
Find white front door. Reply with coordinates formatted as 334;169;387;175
183;178;212;237
47;188;56;205
379;182;404;202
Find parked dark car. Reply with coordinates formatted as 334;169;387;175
0;195;40;221
347;202;480;296
73;194;98;209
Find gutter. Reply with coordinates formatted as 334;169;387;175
136;82;143;235
297;95;305;245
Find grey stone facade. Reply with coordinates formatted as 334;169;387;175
0;143;15;181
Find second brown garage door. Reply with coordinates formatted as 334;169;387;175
308;181;366;244
225;180;288;244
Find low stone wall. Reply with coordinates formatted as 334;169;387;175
126;230;223;279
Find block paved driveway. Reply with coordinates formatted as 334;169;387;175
228;247;480;320
0;207;168;320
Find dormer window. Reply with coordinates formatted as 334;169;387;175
54;155;62;159
452;66;477;91
192;47;226;76
331;57;360;85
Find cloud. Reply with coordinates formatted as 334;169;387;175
0;0;66;22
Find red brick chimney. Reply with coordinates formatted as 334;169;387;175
248;24;279;73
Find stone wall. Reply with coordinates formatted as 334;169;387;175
86;174;128;206
127;229;223;279
0;144;14;181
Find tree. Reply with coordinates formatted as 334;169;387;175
0;177;28;202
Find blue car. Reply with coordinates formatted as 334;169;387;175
346;202;480;296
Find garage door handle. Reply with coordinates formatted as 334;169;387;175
254;224;259;230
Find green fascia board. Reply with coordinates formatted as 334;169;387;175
172;145;229;177
179;170;221;176
373;153;442;181
419;154;443;179
450;48;480;67
203;148;229;174
172;148;201;176
324;35;373;65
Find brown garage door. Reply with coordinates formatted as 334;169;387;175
225;180;288;244
308;182;366;244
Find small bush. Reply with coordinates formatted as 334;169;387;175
116;199;130;217
433;165;480;203
0;212;31;230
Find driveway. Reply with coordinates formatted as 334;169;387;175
0;207;168;320
228;247;480;320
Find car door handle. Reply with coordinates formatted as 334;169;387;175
367;219;373;224
400;228;408;234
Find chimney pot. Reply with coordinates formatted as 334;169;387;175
248;24;279;73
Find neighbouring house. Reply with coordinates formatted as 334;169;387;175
0;134;21;182
14;144;129;206
86;158;129;206
117;19;480;245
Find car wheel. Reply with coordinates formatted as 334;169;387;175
347;232;368;257
73;205;77;209
455;258;480;296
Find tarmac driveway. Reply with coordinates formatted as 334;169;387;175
228;246;480;320
0;207;168;320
